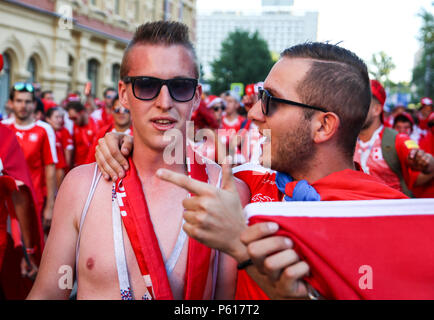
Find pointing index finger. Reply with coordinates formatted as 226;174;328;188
156;168;216;196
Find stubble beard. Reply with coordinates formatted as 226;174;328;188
271;119;316;177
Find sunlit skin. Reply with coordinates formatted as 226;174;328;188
118;44;202;155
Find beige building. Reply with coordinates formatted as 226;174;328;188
0;0;197;116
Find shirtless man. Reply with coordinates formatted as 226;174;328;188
27;21;247;300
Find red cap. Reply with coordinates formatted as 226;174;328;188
0;53;3;72
205;95;225;108
421;97;433;106
370;80;386;106
394;112;414;125
41;98;58;112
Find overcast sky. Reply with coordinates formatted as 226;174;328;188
197;0;433;83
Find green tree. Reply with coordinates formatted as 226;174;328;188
369;51;396;86
209;29;274;95
412;6;434;99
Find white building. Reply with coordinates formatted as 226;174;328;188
196;2;317;79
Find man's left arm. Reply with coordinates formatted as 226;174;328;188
43;164;56;231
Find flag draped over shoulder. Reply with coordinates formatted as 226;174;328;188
246;198;434;299
0;124;44;259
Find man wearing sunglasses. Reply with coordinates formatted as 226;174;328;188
94;42;434;299
87;94;132;163
2;83;58;234
28;21;246;300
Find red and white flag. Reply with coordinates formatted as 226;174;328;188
245;199;434;300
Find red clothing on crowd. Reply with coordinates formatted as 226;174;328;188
221;114;246;132
90;106;114;131
55;127;73;170
354;126;419;193
191;100;220;131
2;120;57;215
87;124;133;163
0;124;44;299
72;118;98;167
232;163;407;300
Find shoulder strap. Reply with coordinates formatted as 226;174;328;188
381;128;413;198
75;165;102;279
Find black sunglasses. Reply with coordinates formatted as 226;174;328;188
258;88;327;116
123;76;198;103
212;105;225;112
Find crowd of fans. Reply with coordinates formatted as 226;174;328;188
0;50;433;298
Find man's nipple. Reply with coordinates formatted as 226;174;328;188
86;257;95;270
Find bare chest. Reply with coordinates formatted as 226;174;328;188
75;181;195;300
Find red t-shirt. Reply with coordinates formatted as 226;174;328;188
72;118;98;167
2;120;57;213
55;127;74;170
86;124;133;163
90;107;114;131
354;126;420;193
232;163;407;300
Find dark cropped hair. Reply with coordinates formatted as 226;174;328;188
65;101;86;113
46;106;60;119
281;42;371;157
9;86;36;102
120;21;199;80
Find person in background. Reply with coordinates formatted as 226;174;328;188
65;101;98;167
45;107;74;188
87;95;132;163
418;97;433;131
355;80;433;197
90;88;116;129
1;83;58;233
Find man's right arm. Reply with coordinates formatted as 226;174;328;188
27;165;94;299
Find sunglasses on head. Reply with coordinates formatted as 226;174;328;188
14;82;34;93
123;76;198;103
258;88;327;116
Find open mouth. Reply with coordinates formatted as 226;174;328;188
151;118;178;131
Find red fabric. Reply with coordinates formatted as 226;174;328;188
370;80;386;106
3;122;56;214
90;107;114;131
117;152;212;299
87;124;133;163
191;100;220;131
354;127;420;193
0;124;44;298
72;118;98;166
221;115;246;132
234;166;408;300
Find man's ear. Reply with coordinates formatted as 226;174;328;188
118;81;130;111
192;84;202;113
312;112;340;144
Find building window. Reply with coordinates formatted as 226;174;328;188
27;56;37;83
0;52;11;117
67;55;75;94
87;58;99;97
112;63;120;87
